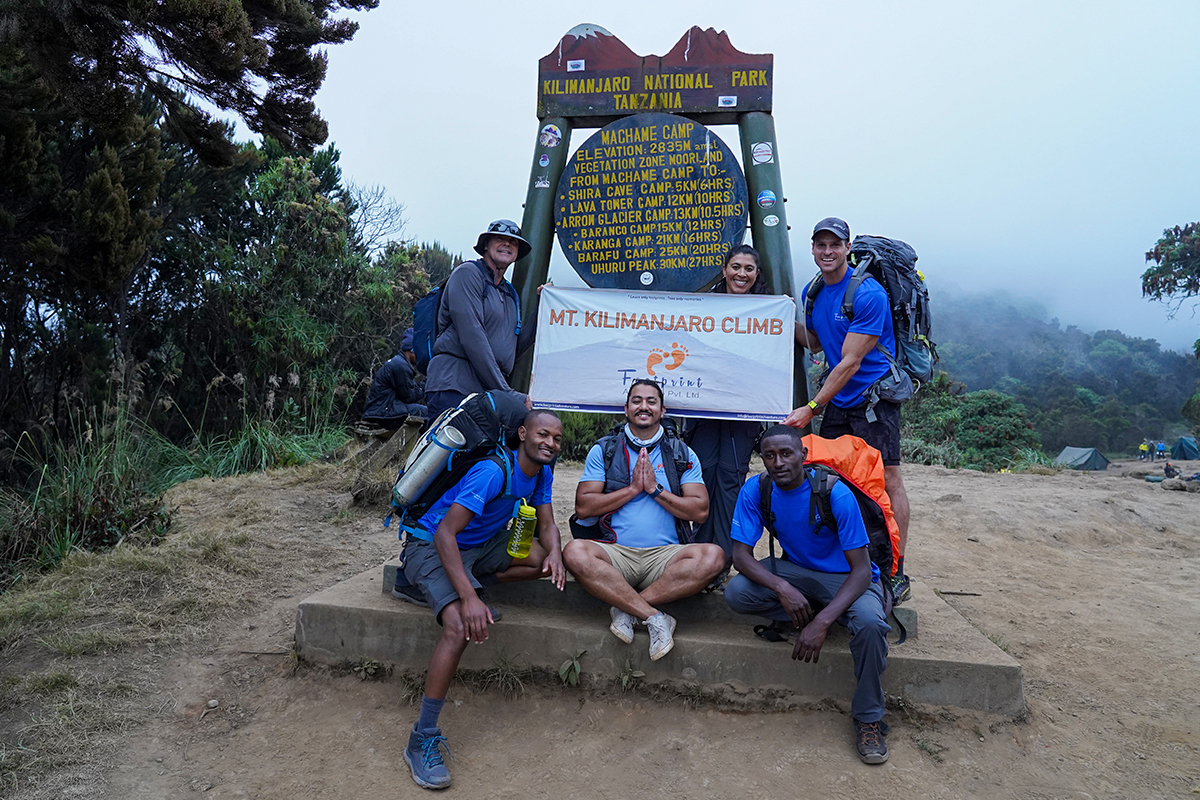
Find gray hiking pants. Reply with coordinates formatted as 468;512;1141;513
724;559;889;722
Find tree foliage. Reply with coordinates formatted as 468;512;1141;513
1143;223;1200;305
1143;222;1200;357
0;0;377;165
932;291;1200;455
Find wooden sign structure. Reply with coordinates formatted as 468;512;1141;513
511;25;804;407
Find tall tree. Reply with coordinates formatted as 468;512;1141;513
0;0;377;165
1143;222;1200;357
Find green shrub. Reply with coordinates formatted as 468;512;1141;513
557;411;620;462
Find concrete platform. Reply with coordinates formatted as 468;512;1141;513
295;565;1024;716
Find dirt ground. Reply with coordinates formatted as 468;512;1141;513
12;455;1200;799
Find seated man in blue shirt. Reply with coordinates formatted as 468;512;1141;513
724;424;892;765
564;380;725;662
399;409;566;790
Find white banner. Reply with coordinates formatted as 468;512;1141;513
529;287;795;420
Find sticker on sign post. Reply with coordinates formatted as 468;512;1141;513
757;190;776;209
539;154;550;167
751;142;774;164
718;96;737;107
763;215;780;227
539;124;562;148
640;271;654;285
567;60;585;72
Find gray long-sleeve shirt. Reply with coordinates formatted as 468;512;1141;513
425;259;536;396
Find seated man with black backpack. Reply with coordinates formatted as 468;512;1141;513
563;379;725;662
396;409;566;790
724;425;892;765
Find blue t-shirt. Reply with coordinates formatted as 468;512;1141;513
730;472;880;582
806;272;895;408
578;438;705;549
417;454;553;549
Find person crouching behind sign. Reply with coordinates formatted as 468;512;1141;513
400;409;566;790
684;244;770;574
564;380;724;662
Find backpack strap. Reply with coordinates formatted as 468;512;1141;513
807;466;839;536
803;274;823;323
757;472;779;574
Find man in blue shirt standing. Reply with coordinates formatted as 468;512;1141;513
564;380;725;662
786;216;912;603
398;409;566;790
724;425;892;764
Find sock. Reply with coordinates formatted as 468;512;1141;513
416;696;445;735
896;556;906;577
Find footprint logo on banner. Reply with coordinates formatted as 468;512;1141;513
647;343;688;376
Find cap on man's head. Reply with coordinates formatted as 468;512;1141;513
812;217;850;241
400;327;415;353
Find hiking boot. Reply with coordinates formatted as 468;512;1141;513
646;612;677;661
476;589;502;622
609;606;636;644
392;573;430;607
853;718;889;764
404;726;453;789
890;573;912;604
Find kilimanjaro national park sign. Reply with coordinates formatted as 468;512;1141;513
538;24;772;125
513;24;803;408
555;113;748;291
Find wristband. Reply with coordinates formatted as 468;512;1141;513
649;483;664;499
807;400;823;413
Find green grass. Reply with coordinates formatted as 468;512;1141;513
2;406;348;588
39;630;131;657
24;669;79;695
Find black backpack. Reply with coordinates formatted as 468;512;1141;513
805;235;937;387
757;468;905;642
568;418;695;545
387;391;538;535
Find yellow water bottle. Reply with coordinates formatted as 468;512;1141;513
506;502;537;558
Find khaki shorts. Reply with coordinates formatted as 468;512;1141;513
594;542;689;591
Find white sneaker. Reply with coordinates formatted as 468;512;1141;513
646;612;677;661
609;606;636;644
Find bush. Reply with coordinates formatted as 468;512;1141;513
556;411;621;462
2;406;349;588
2;407;174;585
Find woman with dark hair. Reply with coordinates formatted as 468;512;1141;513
686;244;769;571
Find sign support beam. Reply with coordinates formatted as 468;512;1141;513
737;111;809;412
512;117;572;392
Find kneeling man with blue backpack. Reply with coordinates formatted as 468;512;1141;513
395;407;566;789
724;425;892;764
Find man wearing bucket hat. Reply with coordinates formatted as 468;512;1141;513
424;219;536;423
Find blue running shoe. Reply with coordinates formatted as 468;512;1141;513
404;726;452;789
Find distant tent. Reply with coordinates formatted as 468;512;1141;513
1171;437;1200;460
1054;446;1110;471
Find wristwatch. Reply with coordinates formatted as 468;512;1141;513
649;483;665;499
807;399;824;414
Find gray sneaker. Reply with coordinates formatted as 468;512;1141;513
645;612;677;661
609;606;636;644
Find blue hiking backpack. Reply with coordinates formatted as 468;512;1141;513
805;235;938;387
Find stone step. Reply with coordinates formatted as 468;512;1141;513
294;565;1024;716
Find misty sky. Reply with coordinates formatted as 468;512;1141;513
305;0;1199;352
